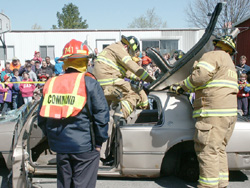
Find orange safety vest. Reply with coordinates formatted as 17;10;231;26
40;72;95;119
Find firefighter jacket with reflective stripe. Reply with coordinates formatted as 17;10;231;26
92;41;153;85
38;73;109;153
180;50;238;118
40;73;87;119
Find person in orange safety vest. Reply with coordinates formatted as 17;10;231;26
38;39;109;188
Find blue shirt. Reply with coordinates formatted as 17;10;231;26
236;64;250;74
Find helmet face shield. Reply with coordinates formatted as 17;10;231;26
63;58;88;73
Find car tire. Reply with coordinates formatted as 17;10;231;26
178;152;199;182
160;149;180;176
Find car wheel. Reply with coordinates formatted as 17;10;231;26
178;152;199;182
160;149;181;176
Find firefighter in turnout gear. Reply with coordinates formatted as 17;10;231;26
39;39;109;188
92;35;154;119
93;35;154;166
170;35;238;188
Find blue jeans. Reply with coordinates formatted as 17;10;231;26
2;102;11;115
23;97;32;104
237;97;248;115
12;94;18;109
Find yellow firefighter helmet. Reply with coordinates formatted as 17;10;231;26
213;35;236;55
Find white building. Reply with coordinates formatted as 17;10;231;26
0;28;205;65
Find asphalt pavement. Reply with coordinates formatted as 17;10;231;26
1;159;250;188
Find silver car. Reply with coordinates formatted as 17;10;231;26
0;3;250;188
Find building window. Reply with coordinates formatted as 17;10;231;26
40;46;55;60
0;46;15;61
142;40;178;55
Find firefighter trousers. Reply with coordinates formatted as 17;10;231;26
194;116;236;188
100;79;148;160
101;79;148;118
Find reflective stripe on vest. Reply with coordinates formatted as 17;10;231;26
196;61;215;72
184;77;195;90
139;70;149;81
198;176;219;186
97;56;126;76
122;56;132;64
193;108;237;118
121;100;133;114
40;73;87;119
219;172;229;181
97;78;123;86
130;73;138;81
184;78;238;92
137;99;149;107
196;80;238;91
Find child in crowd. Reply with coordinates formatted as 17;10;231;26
132;51;142;66
32;51;42;64
11;68;22;109
141;51;152;69
237;73;250;116
19;72;36;104
0;75;13;115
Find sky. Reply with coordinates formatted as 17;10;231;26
1;0;194;30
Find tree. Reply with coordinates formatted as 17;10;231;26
31;23;42;30
185;0;250;35
52;3;88;29
128;8;167;29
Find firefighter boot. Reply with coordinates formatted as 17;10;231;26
102;103;125;166
113;102;126;125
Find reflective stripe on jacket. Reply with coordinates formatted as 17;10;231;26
198;172;229;186
97;78;123;86
93;41;153;84
180;51;238;118
40;73;87;119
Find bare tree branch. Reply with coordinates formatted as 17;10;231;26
185;0;250;35
128;8;167;28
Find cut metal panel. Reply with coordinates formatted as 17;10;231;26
148;3;222;91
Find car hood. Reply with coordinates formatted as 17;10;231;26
147;3;222;91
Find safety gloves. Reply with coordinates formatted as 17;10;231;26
169;83;184;95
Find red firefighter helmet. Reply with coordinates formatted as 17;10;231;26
59;39;89;60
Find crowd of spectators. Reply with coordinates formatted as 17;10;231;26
236;55;250;116
0;51;64;116
2;47;223;116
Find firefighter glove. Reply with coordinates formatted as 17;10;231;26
169;83;184;95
